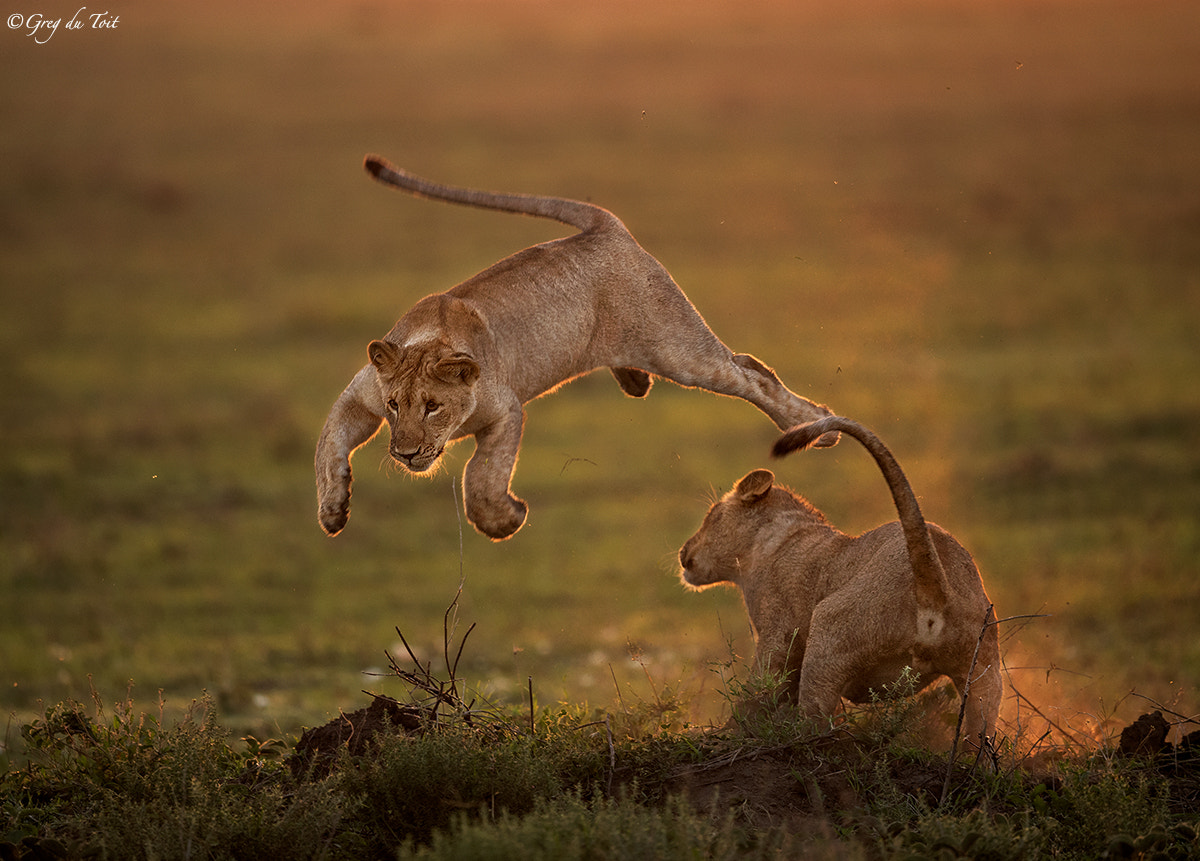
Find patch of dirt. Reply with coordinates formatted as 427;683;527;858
288;694;426;778
664;730;962;837
670;750;830;833
666;713;1200;834
1119;710;1173;757
1116;710;1200;814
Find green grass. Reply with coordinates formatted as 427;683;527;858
4;651;1199;859
2;0;1199;754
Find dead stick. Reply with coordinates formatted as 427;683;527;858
1005;675;1089;749
1127;691;1200;728
941;604;993;806
528;676;535;736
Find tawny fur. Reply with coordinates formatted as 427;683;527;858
315;155;836;540
679;415;1001;744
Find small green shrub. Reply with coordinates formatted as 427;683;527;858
6;693;358;859
396;792;793;861
1036;757;1173;860
338;724;568;850
871;809;1045;860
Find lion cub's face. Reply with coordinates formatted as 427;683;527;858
368;339;480;473
679;469;780;588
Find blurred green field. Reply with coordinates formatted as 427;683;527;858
2;0;1198;742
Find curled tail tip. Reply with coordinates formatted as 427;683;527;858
363;154;390;178
772;416;845;457
772;422;823;457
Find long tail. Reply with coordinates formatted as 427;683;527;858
773;416;950;638
364;155;617;234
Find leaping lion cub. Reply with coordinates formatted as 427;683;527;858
316;155;836;540
679;415;1001;743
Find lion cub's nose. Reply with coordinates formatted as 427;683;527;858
679;544;693;570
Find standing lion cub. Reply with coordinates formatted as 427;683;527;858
679;415;1001;744
315;155;836;540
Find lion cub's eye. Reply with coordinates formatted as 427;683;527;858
424;400;440;415
386;398;399;413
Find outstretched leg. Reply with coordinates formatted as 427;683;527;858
730;352;834;432
649;341;835;440
620;269;836;439
462;397;528;540
315;365;386;536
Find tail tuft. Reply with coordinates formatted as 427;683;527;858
364;154;387;179
773;417;838;457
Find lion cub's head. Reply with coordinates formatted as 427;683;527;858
367;339;480;473
679;469;807;588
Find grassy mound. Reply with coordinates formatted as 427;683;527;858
5;618;1198;860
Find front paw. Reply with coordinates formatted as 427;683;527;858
317;480;351;536
319;499;350;536
470;495;528;541
316;460;352;536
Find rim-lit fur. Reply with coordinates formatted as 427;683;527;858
315;155;837;540
680;418;1001;744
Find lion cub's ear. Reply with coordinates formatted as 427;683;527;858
734;469;774;503
368;340;402;373
433;352;481;385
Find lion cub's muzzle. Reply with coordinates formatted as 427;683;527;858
390;444;443;473
678;540;707;586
